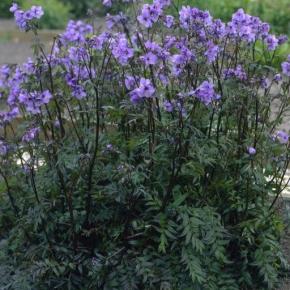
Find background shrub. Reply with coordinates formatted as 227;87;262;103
0;0;14;18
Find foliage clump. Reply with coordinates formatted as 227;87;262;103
0;1;290;289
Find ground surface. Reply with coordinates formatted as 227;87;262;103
1;18;290;290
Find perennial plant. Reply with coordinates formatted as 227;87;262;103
0;1;290;289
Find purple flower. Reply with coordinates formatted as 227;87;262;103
154;0;171;8
205;41;219;63
260;78;271;89
278;35;288;45
90;32;110;51
61;20;93;44
193;81;219;105
130;78;155;103
111;34;134;65
137;4;163;28
72;85;87;100
265;35;279;51
247;147;256;155
164;100;174;112
224;65;247;81
179;6;212;32
19;90;52;114
137;78;155;98
140;52;158;66
10;3;44;31
170;54;186;76
125;75;136;90
22;127;40;143
164;15;174;28
0;141;8;156
10;3;18;13
226;8;270;43
30;6;44;19
106;13;127;29
277;131;289;144
159;74;169;85
273;74;282;83
106;144;113;151
103;0;112;7
282;61;290;76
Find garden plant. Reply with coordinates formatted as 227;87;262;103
1;1;290;289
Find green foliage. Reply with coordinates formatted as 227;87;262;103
0;0;13;18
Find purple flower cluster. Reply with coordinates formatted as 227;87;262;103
1;0;288;161
22;127;40;143
276;131;289;144
10;3;43;31
179;6;212;32
205;41;219;63
137;3;163;28
163;100;174;112
19;90;52;114
0;141;8;156
191;81;220;105
61;20;93;44
0;107;19;126
224;65;247;81
140;52;158;67
130;78;155;103
227;8;269;43
111;34;134;65
282;56;290;77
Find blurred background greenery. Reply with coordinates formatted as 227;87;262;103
0;0;290;33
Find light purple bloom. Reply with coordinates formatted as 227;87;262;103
19;90;52;114
273;74;282;83
111;34;134;65
164;15;174;28
247;147;256;155
61;20;93;44
265;35;279;51
0;141;8;155
205;41;219;63
90;32;110;51
137;4;163;28
140;52;158;66
170;54;186;76
260;77;271;89
10;3;19;13
106;13;127;29
103;0;112;7
282;61;290;76
164;100;174;112
277;131;289;144
154;0;171;8
278;35;288;45
10;3;44;31
22;127;40;142
224;65;247;81
125;75;136;90
193;81;219;105
130;78;155;103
